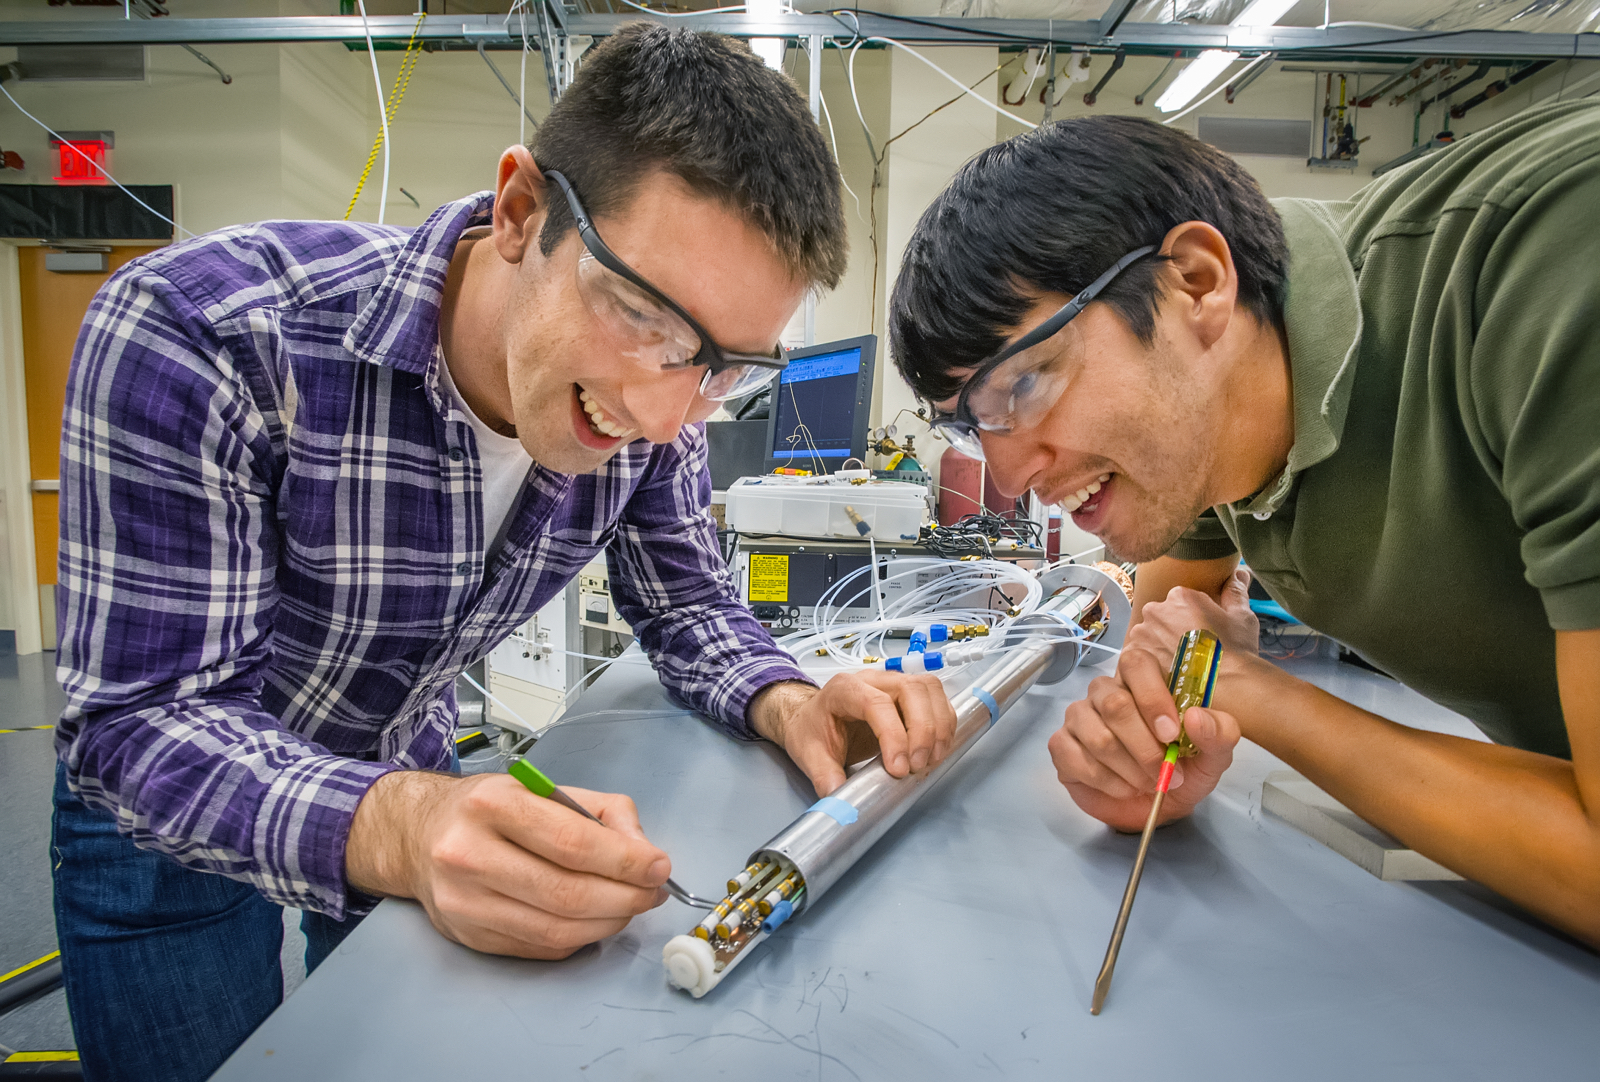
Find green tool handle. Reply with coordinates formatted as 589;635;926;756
508;758;604;824
505;757;717;910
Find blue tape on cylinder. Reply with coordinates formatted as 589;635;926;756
809;795;859;825
972;687;1000;726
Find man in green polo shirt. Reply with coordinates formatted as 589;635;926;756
887;101;1600;945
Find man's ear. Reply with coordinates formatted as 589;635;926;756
1159;220;1239;351
492;144;548;266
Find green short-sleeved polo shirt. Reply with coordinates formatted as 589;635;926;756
1167;100;1600;759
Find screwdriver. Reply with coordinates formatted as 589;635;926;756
1090;628;1222;1015
506;757;718;910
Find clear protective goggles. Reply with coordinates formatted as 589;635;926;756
925;245;1156;460
548;169;787;403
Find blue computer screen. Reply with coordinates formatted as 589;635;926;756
770;347;861;461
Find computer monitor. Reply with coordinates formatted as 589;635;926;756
763;334;876;475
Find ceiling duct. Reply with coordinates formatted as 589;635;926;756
16;44;145;81
1198;115;1312;157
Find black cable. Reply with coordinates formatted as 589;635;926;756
918;508;1042;559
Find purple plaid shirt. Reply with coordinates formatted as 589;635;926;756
55;193;808;918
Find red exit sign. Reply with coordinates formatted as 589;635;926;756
49;131;114;186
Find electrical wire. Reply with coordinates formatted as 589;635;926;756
0;83;194;240
844;43;1015;326
349;8;426;218
775;377;828;476
457;668;530;732
520;10;530;144
920;508;1043;559
816;89;867;226
807;38;867;228
504;1;539;142
845;37;880;164
851;36;1037;130
780;556;1046;667
477;41;542;133
776;546;1136;683
346;1;403;225
1258;615;1321;659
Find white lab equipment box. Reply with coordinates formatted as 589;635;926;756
724;476;927;541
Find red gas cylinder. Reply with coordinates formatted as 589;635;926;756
937;447;1012;525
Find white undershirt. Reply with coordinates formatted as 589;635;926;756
436;347;533;562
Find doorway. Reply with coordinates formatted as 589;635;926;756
17;244;163;647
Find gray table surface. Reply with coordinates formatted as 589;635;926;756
215;650;1600;1081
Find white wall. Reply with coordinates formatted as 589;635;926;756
793;45;892;359
340;45;553;229
878;45;998;450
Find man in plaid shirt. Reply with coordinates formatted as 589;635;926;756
52;26;955;1081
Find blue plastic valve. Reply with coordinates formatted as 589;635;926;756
761;899;794;934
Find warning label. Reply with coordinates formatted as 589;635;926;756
748;554;789;602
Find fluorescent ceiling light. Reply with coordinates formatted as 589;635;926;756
1234;0;1301;26
1153;0;1294;113
1154;49;1239;112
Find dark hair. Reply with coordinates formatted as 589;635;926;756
888;115;1288;401
531;22;847;289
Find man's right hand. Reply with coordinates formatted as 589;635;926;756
345;771;671;959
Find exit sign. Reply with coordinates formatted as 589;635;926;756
49;131;114;186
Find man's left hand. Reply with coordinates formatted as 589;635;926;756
1046;567;1257;832
749;673;958;797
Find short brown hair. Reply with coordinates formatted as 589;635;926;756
532;22;848;290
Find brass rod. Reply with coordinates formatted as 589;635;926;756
1089;786;1167;1015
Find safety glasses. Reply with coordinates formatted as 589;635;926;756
546;170;788;402
925;245;1157;460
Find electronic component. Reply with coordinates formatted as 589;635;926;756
664;561;1133;998
762;335;876;475
578;560;631;634
735;539;1044;632
725;474;927;542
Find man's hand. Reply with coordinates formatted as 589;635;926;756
1049;690;1239;831
749;672;959;797
1047;568;1254;831
345;771;670;960
1129;567;1260;661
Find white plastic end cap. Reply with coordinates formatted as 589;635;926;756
663;935;717;998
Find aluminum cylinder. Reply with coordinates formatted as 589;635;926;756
750;563;1129;906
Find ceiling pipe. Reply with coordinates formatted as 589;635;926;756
1224;51;1274;103
1419;61;1492;111
1082;47;1125;106
1356;56;1436;107
1451;59;1554;118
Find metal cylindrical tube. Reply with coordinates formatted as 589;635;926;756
748;564;1129;909
750;637;1057;902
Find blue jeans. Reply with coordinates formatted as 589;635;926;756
50;764;366;1082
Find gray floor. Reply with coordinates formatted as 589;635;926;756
0;649;315;1058
0;648;72;1057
